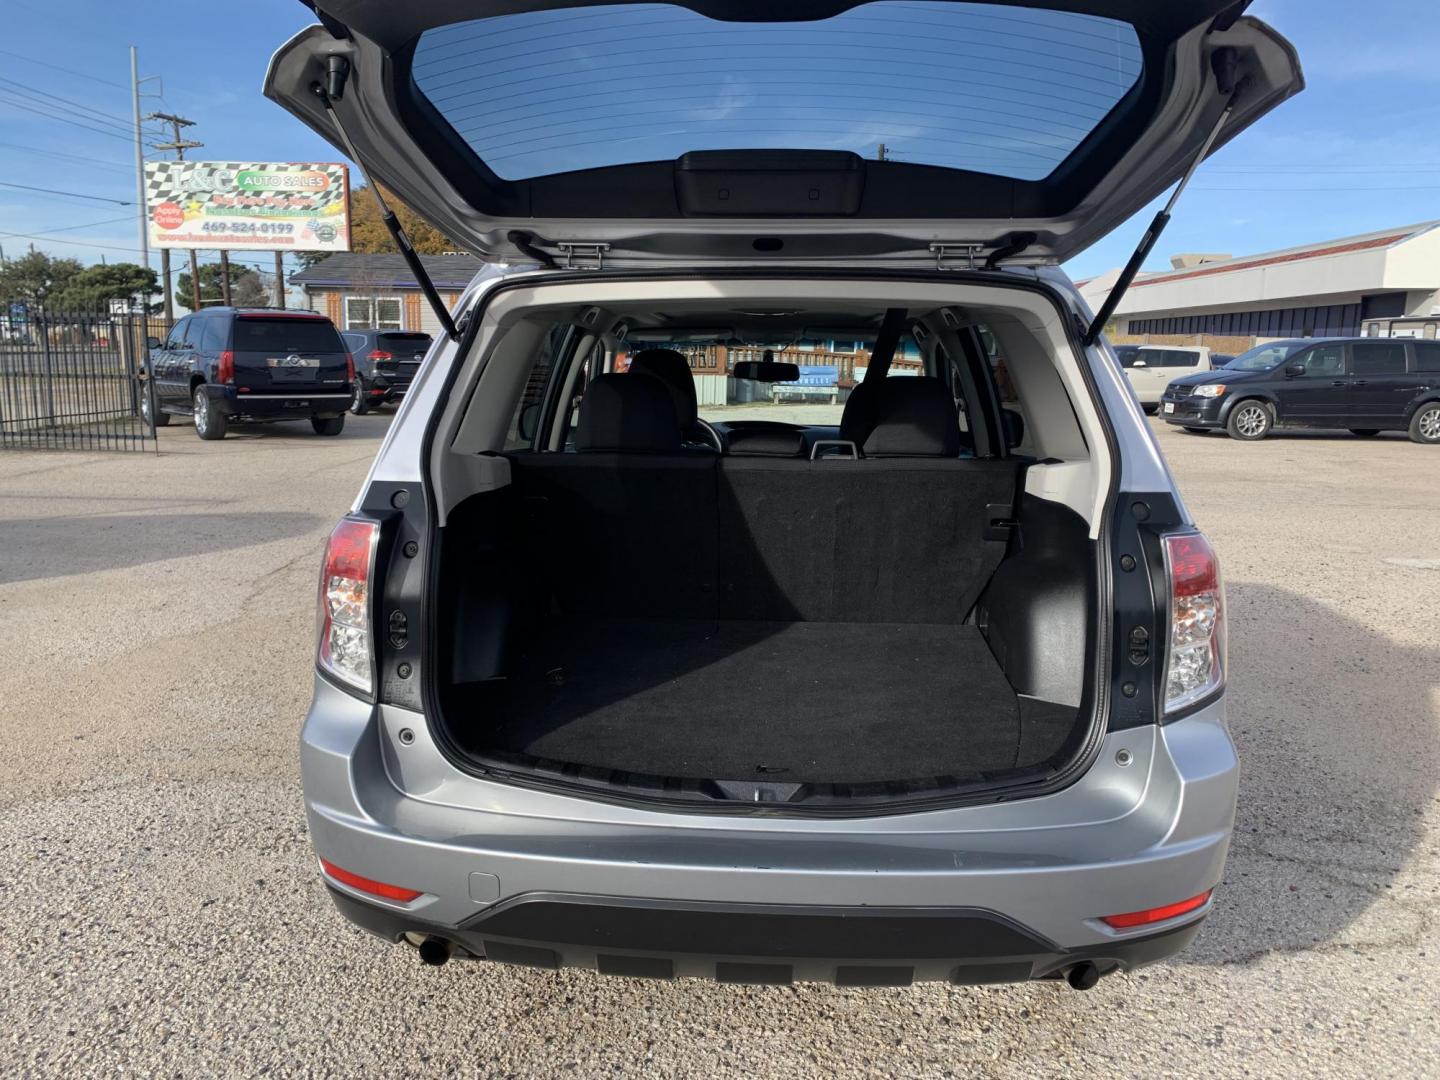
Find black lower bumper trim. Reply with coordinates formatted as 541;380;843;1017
326;886;1206;986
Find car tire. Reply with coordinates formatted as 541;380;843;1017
311;414;345;436
1349;429;1380;437
1182;426;1210;435
1226;400;1272;441
349;381;370;416
1408;402;1440;445
193;386;226;441
139;385;170;427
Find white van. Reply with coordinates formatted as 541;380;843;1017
1121;346;1215;409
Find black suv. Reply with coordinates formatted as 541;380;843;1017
339;329;432;415
1161;337;1440;443
143;307;353;440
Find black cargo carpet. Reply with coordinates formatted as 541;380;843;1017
458;620;1026;784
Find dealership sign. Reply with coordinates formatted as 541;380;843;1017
144;161;350;252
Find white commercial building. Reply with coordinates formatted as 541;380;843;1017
1079;220;1440;348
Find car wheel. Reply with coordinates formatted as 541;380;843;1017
139;385;170;427
1182;426;1210;435
349;381;370;416
193;386;226;440
1409;403;1440;445
1226;400;1271;441
1349;429;1380;437
311;414;345;436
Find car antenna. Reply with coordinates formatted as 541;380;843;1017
1084;52;1241;347
313;69;461;343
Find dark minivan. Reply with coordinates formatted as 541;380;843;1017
1161;337;1440;442
340;329;433;414
144;307;354;440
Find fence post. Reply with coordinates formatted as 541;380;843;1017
40;311;56;429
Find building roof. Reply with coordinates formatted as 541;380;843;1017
291;252;486;290
1128;221;1438;291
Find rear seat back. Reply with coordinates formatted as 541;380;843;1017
509;373;1017;626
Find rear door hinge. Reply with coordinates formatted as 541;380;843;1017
929;243;983;270
557;242;611;270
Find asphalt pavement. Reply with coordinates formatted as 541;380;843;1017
0;414;1435;1078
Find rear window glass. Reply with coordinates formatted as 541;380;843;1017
233;318;344;353
1350;341;1406;375
378;333;434;351
1138;349;1201;368
412;1;1142;182
1415;342;1440;372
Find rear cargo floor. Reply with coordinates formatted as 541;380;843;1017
455;620;1026;784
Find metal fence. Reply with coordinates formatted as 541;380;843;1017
0;307;158;452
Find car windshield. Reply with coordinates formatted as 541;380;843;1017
1227;341;1311;371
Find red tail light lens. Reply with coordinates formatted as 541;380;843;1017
319;858;422;903
345;353;356;383
316;517;379;695
217;350;234;385
369;350;393;361
1162;531;1225;713
1101;889;1212;929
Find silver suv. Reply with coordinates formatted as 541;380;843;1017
268;0;1302;988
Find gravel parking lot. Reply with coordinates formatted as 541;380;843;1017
1;416;1435;1079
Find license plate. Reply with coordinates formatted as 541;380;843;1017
1162;402;1175;414
266;357;320;368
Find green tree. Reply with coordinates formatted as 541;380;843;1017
348;184;460;255
52;262;158;310
176;261;250;309
232;270;270;307
0;250;84;306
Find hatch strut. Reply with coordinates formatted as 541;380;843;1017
1083;99;1236;347
313;70;460;342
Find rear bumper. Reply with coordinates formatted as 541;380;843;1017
327;883;1206;985
207;384;351;417
301;677;1237;984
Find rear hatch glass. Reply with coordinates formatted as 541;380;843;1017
231;316;348;391
375;332;433;375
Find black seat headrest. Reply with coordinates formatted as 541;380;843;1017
628;348;698;428
574;374;681;452
860;377;961;457
838;379;880;445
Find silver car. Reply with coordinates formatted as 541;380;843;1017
267;0;1302;988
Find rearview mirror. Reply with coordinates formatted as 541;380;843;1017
146;335;162;350
1284;363;1306;377
516;402;541;440
1130;359;1147;368
732;360;801;382
1000;408;1025;450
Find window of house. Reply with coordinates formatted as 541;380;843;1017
344;296;403;331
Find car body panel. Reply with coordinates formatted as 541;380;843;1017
262;2;1303;267
1123;345;1212;405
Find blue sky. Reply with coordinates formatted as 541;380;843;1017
1;0;1437;284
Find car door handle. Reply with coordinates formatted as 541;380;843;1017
1351;379;1367;387
1331;380;1347;386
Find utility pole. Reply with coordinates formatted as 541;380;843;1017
148;111;204;314
274;251;286;309
130;48;149;273
877;143;888;161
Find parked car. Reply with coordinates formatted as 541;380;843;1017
1121;345;1215;410
266;0;1304;988
1211;353;1235;368
1161;337;1440;442
142;307;352;440
340;329;433;414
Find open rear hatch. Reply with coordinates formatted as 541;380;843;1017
265;0;1300;268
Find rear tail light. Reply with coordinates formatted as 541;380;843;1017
1101;889;1212;930
369;350;393;361
319;858;422;903
1162;531;1225;713
316;517;379;695
345;353;356;383
217;349;234;385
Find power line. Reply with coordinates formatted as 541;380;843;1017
0;75;132;128
0;180;132;205
0;48;129;90
0;230;142;254
0;92;137;141
0;140;134;173
0;215;133;240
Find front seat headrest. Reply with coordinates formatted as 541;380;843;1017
628;348;698;428
860;377;961;457
574;374;681;452
839;379;881;445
